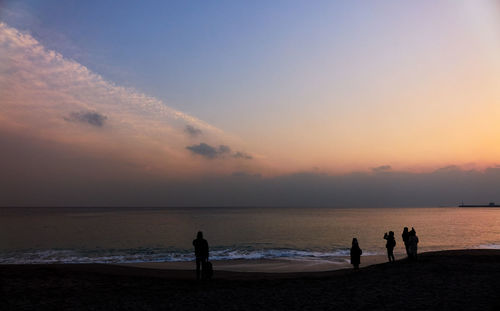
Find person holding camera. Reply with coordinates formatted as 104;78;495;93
383;231;396;262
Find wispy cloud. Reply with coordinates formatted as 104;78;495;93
0;22;216;131
0;22;255;176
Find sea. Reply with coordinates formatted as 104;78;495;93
0;207;499;264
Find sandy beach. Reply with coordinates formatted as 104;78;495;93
1;249;500;310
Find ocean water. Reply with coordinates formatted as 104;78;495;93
0;207;499;264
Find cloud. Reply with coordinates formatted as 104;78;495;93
0;123;498;207
3;146;500;206
0;22;256;177
184;124;202;137
186;143;232;159
186;143;253;160
0;22;215;132
218;145;231;154
372;165;392;172
65;111;107;127
233;151;253;160
186;143;219;158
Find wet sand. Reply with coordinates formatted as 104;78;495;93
122;255;389;273
1;250;500;310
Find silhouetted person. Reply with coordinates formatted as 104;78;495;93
402;227;410;257
350;238;362;270
384;231;396;262
408;228;419;261
193;231;209;280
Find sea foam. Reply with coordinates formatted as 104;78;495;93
0;247;379;264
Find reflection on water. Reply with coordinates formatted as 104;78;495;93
0;207;499;263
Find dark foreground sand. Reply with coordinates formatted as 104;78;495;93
1;250;499;310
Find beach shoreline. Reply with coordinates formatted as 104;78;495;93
2;249;500;310
119;254;390;273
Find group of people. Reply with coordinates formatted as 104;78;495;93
402;227;419;260
195;228;420;277
350;227;419;269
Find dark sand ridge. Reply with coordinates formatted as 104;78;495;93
1;250;499;310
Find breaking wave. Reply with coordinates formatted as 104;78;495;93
0;247;378;264
478;244;500;250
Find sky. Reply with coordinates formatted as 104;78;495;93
1;1;500;206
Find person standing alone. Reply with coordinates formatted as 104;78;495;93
350;238;362;270
193;231;209;280
383;231;396;262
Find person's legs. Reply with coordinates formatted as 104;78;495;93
387;249;393;262
200;257;208;279
196;258;201;280
389;249;395;262
409;248;415;261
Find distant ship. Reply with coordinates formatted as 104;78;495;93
458;201;500;207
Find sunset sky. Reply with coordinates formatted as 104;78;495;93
1;1;500;206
